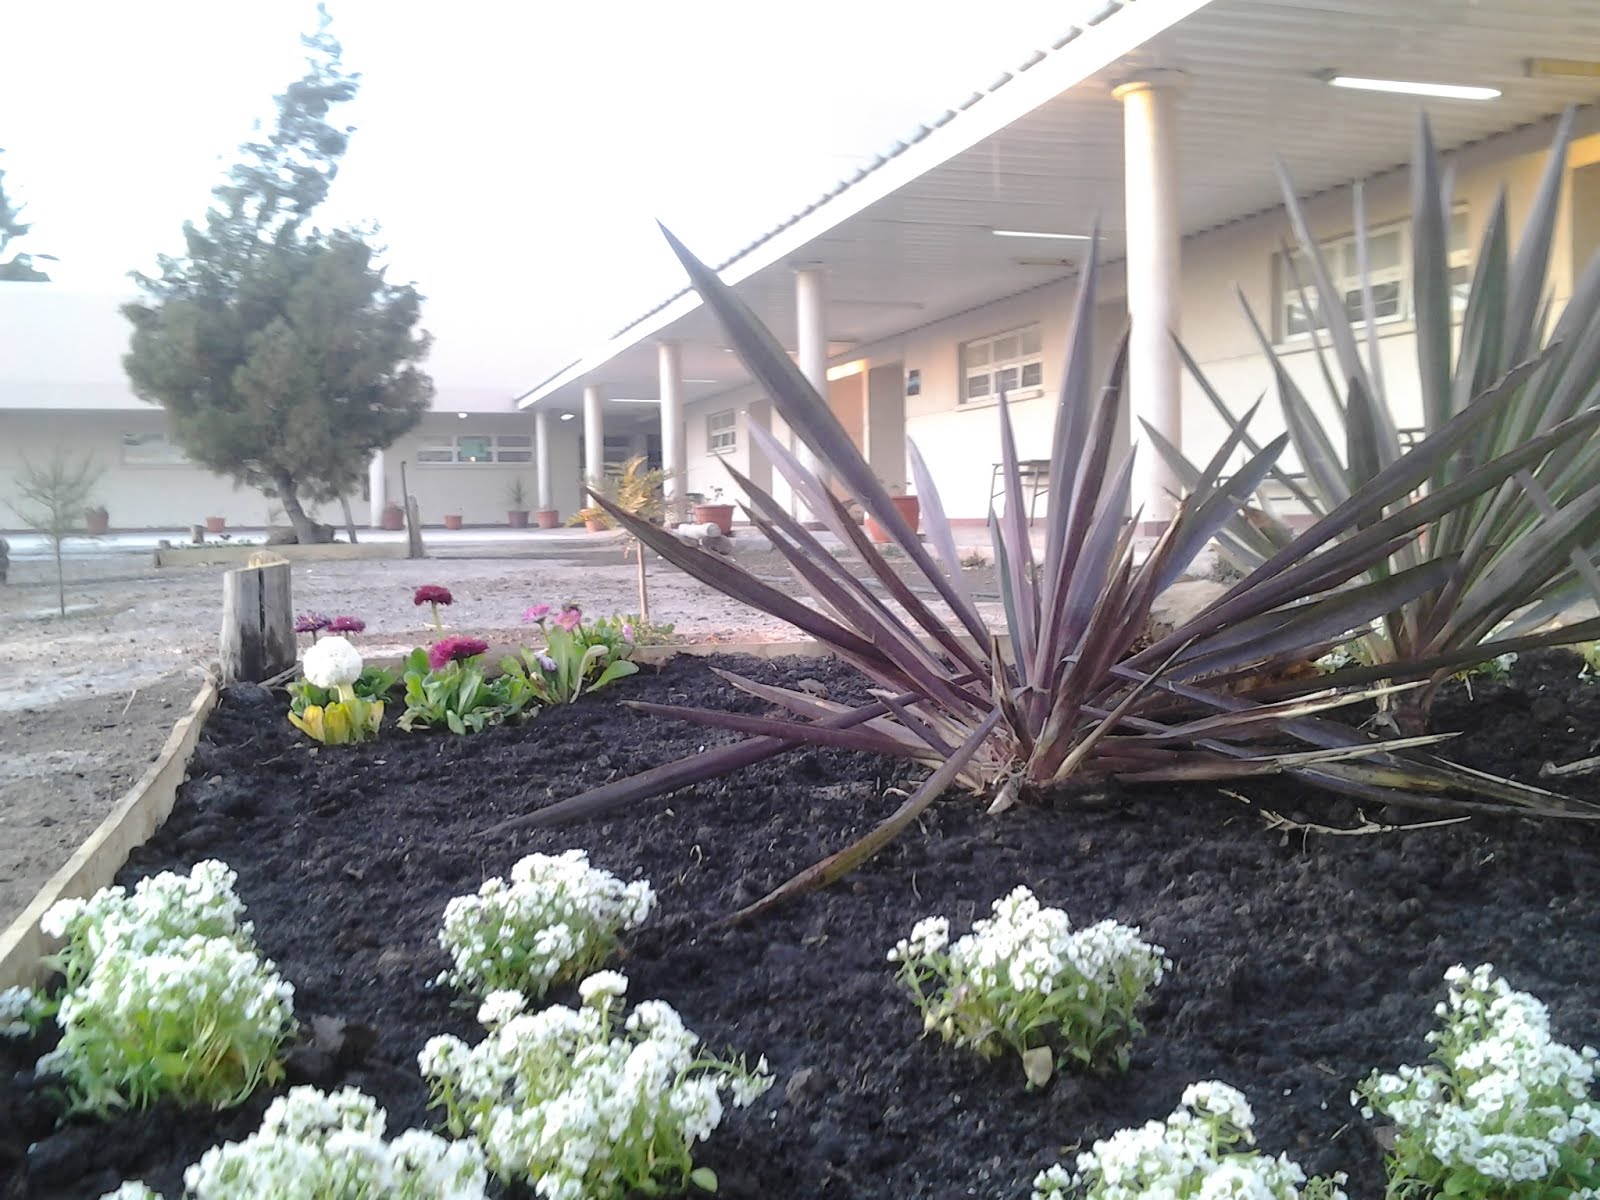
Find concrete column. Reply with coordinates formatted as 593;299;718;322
367;448;386;528
1113;70;1186;526
534;408;553;513
583;383;605;502
793;266;828;517
658;341;686;522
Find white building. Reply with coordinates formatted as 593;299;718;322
4;0;1599;532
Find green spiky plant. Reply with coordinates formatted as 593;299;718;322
570;454;671;618
489;223;1600;921
1147;110;1600;732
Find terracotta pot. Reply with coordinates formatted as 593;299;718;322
585;518;609;533
692;503;735;536
508;509;530;528
865;494;921;544
381;503;405;531
535;508;560;529
443;514;464;530
205;516;226;534
85;509;110;536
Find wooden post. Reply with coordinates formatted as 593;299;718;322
400;459;426;559
220;562;294;684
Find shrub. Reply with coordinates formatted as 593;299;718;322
1354;963;1600;1198
15;862;295;1117
420;973;770;1198
1033;1080;1348;1200
436;850;655;1001
888;886;1168;1085
100;1085;487;1199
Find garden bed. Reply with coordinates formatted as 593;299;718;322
4;650;1599;1199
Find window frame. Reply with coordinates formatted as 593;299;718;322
706;409;737;454
120;431;188;467
415;433;533;466
960;323;1044;406
1275;210;1471;343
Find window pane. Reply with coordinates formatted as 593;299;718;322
1368;281;1402;319
1020;361;1043;389
417;447;454;463
498;434;532;448
993;335;1019;362
1449;263;1471;311
1285;299;1315;337
966;342;991;367
966;373;991;400
498;450;532;463
1450;210;1469;252
457;436;492;463
1020;326;1042;355
997;366;1020;393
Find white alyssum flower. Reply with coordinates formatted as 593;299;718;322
420;973;770;1200
31;861;294;1116
890;886;1169;1080
302;634;364;689
1356;963;1600;1198
436;850;655;1000
99;1086;487;1200
1033;1081;1348;1200
0;984;40;1038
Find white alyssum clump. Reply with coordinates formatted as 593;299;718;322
436;850;655;1000
98;1086;487;1200
1354;963;1600;1198
420;972;771;1199
0;985;42;1038
25;861;294;1116
302;634;365;689
889;886;1169;1082
1033;1080;1349;1200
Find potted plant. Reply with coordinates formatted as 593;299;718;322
506;477;531;528
535;506;560;529
569;456;669;617
84;504;110;536
443;511;464;531
864;485;920;545
381;501;405;531
205;515;226;534
692;486;736;536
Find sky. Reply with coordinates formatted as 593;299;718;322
1;1;1085;393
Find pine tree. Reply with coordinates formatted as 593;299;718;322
123;8;432;543
0;150;52;282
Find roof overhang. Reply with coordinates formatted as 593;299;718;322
518;0;1600;413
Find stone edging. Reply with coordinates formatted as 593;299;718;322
0;675;222;991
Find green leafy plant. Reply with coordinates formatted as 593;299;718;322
1148;111;1600;731
398;642;535;734
489;222;1600;921
287;664;397;715
1354;964;1599;1199
436;850;656;1001
504;616;640;706
103;1085;487;1199
420;973;771;1198
889;887;1168;1087
287;635;384;745
1033;1081;1348;1200
12;861;294;1117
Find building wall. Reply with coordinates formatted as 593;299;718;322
665;121;1599;521
0;408;585;531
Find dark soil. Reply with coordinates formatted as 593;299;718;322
4;650;1600;1200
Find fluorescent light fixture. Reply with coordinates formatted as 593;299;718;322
993;228;1092;240
1324;74;1500;100
825;359;867;382
456;411;468;418
606;397;660;404
684;378;720;384
559;412;575;421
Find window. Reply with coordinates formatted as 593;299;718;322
707;410;736;453
416;433;533;465
961;324;1043;404
121;431;187;466
1277;212;1470;340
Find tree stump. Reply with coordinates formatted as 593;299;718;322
220;562;294;683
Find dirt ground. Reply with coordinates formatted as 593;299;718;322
0;541;810;930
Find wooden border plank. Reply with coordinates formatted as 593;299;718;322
0;675;221;991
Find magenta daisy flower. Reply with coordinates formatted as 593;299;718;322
414;585;454;632
428;635;489;671
327;615;366;634
294;612;331;639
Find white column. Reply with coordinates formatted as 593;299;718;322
793;266;828;517
1113;70;1185;527
534;408;553;513
583;383;605;502
658;341;687;523
367;448;386;528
